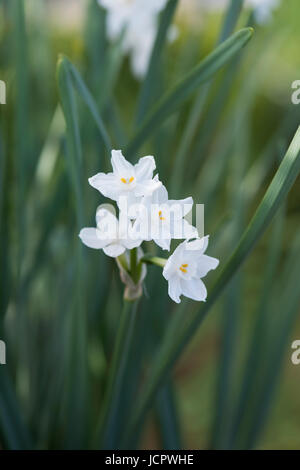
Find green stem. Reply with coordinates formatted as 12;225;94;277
117;253;129;272
130;247;138;284
141;255;167;268
98;299;139;449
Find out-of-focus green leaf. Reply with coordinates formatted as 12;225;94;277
136;0;179;123
98;300;139;449
0;370;32;450
63;56;112;157
229;207;285;449
57;55;88;449
232;222;300;449
126;28;253;158
211;119;249;450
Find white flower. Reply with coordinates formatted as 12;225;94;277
98;0;172;78
132;182;198;251
79;207;142;257
163;236;219;303
89;150;161;209
197;0;280;24
246;0;280;24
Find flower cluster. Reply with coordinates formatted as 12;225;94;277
97;0;176;78
80;150;219;303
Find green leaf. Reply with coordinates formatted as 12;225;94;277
98;300;139;449
234;224;300;449
125;28;254;158
229;208;285;449
211;121;249;450
155;380;182;450
218;0;245;43
57;55;88;448
136;0;179;123
121;126;300;447
0;370;32;450
170;0;246;195
66;58;112;155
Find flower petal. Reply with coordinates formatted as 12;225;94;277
88;172;120;200
96;207;119;239
185;235;209;254
79;228;108;249
168;196;193;218
170;219;198;240
163;250;181;280
134;155;156;181
196;255;219;278
111;149;133;175
123;238;143;250
154;237;171;251
103;243;126;258
135;178;161;197
180;278;207;302
167;275;182;303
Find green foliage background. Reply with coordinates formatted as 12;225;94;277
0;0;300;450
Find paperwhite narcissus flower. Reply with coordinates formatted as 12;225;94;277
132;182;198;251
163;237;219;303
98;0;172;78
89;150;161;209
246;0;280;24
79;208;142;257
197;0;280;24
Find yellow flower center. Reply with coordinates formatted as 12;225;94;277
120;176;134;184
158;210;165;221
179;264;188;274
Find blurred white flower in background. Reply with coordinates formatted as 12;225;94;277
98;0;175;78
197;0;281;24
246;0;281;24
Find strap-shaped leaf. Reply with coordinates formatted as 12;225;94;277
126;28;253;158
136;0;179;122
121;126;300;447
66;57;112;155
0;370;32;450
57;55;88;448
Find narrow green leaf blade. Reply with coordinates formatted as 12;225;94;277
0;370;32;450
56;55;88;448
126;28;253;158
136;0;179;123
66;57;112;155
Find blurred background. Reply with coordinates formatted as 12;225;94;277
0;0;300;450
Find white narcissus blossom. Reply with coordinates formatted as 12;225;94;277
132;181;198;251
89;150;161;209
246;0;280;24
79;207;142;257
197;0;280;24
163;236;219;303
98;0;171;78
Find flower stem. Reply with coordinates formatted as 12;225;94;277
141;255;167;268
98;299;139;449
130;247;139;284
117;252;129;272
